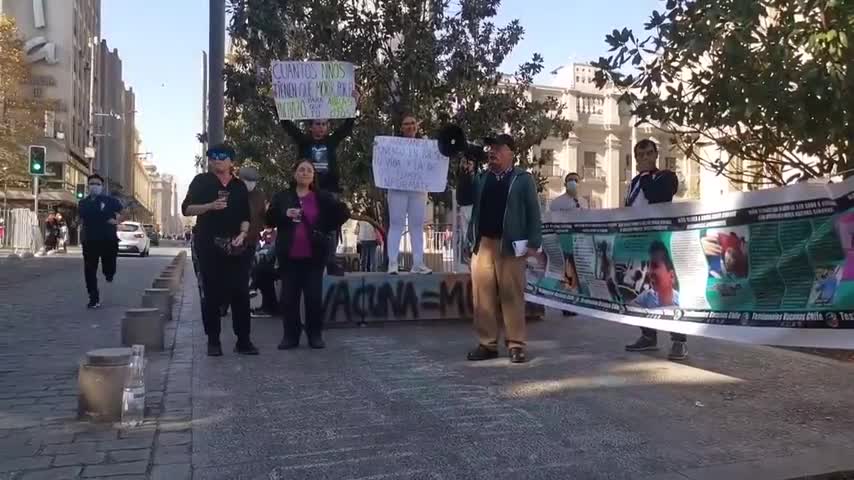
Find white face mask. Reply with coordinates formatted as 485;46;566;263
566;180;577;193
244;181;257;192
88;185;103;196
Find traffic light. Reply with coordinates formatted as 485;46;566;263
28;145;46;175
75;184;85;200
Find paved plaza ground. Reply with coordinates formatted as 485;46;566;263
1;248;854;479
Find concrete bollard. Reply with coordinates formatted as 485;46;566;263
152;276;176;292
142;288;173;323
78;347;132;422
121;308;163;351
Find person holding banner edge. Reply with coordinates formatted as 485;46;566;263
279;89;360;276
386;113;432;275
624;138;688;361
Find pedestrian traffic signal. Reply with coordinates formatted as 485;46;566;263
28;145;46;176
75;184;85;200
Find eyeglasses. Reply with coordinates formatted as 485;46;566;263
208;151;232;161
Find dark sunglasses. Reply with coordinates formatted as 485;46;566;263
208;151;233;161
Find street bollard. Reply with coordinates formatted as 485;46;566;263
142;288;173;323
152;276;176;292
121;308;164;351
78;347;132;422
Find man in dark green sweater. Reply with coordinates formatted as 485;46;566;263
465;134;543;364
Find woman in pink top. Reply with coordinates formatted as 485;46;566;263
266;160;350;349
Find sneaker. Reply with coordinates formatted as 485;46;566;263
625;335;659;352
105;275;114;283
668;341;688;361
410;264;433;275
467;345;499;361
250;308;272;318
277;338;299;350
509;347;528;364
234;341;259;355
87;299;101;309
308;336;326;349
207;343;223;357
387;261;399;275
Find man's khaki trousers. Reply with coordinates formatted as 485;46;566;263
472;237;527;349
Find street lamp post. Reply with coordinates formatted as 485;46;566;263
208;0;225;145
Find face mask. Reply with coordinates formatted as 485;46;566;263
244;181;257;192
88;185;103;196
566;180;577;192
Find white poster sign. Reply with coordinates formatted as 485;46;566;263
372;136;449;193
270;61;355;121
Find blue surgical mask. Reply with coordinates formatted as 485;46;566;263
88;185;103;196
566;180;577;192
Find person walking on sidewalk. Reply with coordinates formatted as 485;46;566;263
182;144;259;357
267;160;350;350
78;174;123;309
623;138;687;361
238;166;273;318
465;134;543;364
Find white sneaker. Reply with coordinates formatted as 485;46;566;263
387;262;399;275
411;264;433;275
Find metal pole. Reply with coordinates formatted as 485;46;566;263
33;176;39;216
208;0;225;145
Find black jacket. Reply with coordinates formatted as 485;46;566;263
280;119;355;193
266;189;350;265
625;169;678;206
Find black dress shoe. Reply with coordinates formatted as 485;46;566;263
509;347;528;364
207;343;223;357
234;342;259;355
308;336;326;349
277;339;299;350
467;345;498;361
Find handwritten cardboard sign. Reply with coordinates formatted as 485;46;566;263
271;61;355;121
372;136;449;193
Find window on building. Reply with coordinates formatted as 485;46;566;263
582;151;601;180
665;157;678;171
621;153;632;181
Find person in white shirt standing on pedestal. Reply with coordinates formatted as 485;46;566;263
549;172;587;316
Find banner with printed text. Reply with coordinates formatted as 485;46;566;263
525;178;854;349
271;61;355;121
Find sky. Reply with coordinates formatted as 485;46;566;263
102;0;664;201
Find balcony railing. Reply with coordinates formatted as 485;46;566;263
537;164;564;178
576;94;605;115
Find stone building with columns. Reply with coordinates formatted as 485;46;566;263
530;63;744;209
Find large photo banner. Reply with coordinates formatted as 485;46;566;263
271;61;356;121
372;136;449;192
525;177;854;349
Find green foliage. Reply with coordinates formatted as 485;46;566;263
593;0;854;186
224;0;572;223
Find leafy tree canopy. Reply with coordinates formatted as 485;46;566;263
224;0;573;223
593;0;854;187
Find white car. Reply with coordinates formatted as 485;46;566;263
117;221;151;257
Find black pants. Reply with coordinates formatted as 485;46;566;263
82;239;118;302
256;267;279;313
280;259;325;341
197;243;252;344
640;327;687;343
359;241;378;272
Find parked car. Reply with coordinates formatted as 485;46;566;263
117;221;151;257
143;224;160;246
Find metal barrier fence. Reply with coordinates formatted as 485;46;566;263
1;208;42;253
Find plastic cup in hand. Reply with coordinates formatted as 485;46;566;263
293;209;303;223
